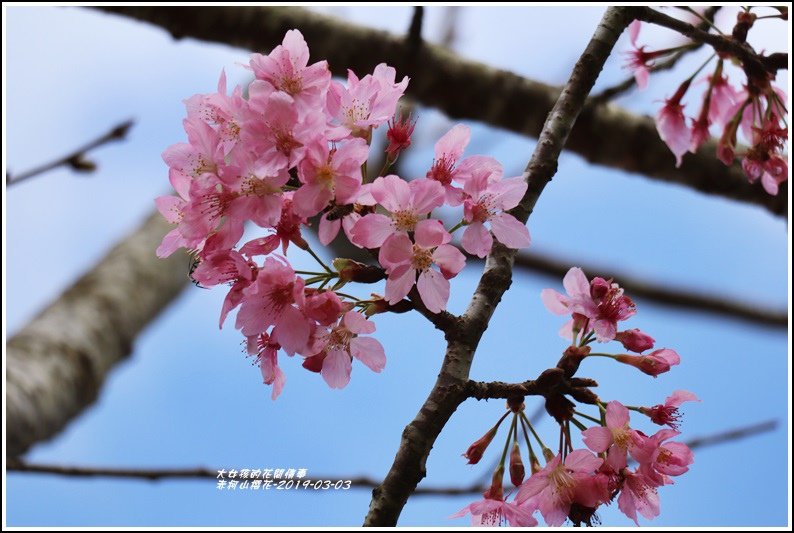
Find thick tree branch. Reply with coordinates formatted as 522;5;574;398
6;120;134;187
6;213;190;458
91;6;787;216
362;8;633;526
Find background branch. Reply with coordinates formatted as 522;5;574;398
91;6;787;216
6;212;190;458
6;120;134;187
8;419;776;494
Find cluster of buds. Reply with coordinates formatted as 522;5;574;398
626;9;788;195
454;268;699;526
157;30;531;399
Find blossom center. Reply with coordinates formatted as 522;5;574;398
328;326;354;351
273;128;303;156
243;175;282;197
549;464;576;501
411;245;434;272
427;156;455;185
392;210;419;232
316;164;336;189
279;75;303;96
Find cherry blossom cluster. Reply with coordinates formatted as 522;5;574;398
453;267;699;526
156;30;531;399
626;9;788;195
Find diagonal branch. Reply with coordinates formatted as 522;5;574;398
6;212;190;458
362;7;634;526
6;120;134;187
90;6;786;216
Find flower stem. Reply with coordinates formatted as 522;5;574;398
573;410;602;424
305;245;333;273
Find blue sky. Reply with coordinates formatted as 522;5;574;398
5;6;790;527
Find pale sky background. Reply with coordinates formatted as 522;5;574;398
4;5;790;527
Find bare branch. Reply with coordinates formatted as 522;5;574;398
363;8;634;526
635;7;788;79
91;6;786;216
6;120;134;187
6;212;190;457
8;419;776;493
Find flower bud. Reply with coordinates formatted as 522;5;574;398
509;443;525;487
463;426;497;465
615;348;680;377
615;329;655;353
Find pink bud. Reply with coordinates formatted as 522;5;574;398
615;329;655;353
463;426;497;465
509;443;525;487
615;348;680;377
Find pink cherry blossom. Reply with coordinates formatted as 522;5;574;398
615;348;680;377
249;29;331;113
426;124;471;204
542;267;635;341
641;390;700;430
582;401;643;471
310;311;386;389
327;63;408;138
162;117;223;184
460;168;529;257
244;84;325;170
656;96;692;168
707;74;740;128
451;497;538;527
185;70;249;156
293;137;368;217
378;219;466;313
235;257;311;355
351;175;444;249
633;428;695;486
247;332;285;400
618;468;661;524
516;449;603;526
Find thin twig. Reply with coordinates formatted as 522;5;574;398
6;120;134;187
8;420;776;494
591;6;720;103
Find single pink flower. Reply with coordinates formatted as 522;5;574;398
633;428;695;486
327;63;408;138
162;117;222;185
311;311;385;389
582;401;643;471
618;468;661;524
235;257;311;355
707;74;740;128
460;169;529;257
221;152;290;229
516;450;603;526
615;348;681;377
615;328;655;353
351;175;444;249
185;70;249;157
239;193;308;256
247;332;285;400
451;497;538;527
426;124;471;205
243;84;325;170
248;29;331;113
542;268;635;342
378;219;466;313
656;97;692;168
640;390;700;430
293;137;368;217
